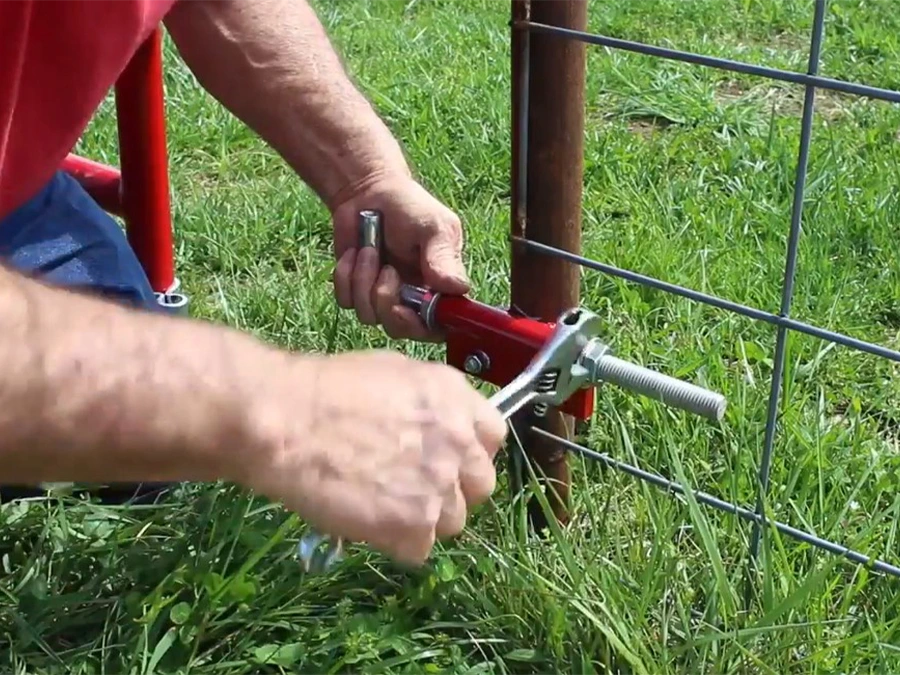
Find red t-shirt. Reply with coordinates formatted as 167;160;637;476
0;0;177;220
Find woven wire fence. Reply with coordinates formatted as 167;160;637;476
511;0;900;585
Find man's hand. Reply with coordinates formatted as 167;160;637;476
165;0;470;343
0;263;504;566
244;349;507;566
331;173;470;342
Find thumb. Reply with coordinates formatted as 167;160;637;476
420;226;471;294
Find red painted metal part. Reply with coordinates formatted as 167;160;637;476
115;28;175;293
60;155;123;216
430;294;595;419
60;29;176;293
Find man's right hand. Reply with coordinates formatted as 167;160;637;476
242;349;507;566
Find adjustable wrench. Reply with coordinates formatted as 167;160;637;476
297;210;726;573
297;302;603;573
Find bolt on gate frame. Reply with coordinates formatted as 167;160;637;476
63;1;900;600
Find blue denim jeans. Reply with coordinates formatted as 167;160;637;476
0;171;171;503
0;171;160;309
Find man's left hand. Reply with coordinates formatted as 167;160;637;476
331;173;470;341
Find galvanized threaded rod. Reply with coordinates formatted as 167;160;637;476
583;348;727;422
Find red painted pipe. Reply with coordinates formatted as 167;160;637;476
60;154;123;216
114;28;176;293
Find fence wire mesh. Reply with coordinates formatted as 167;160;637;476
511;0;900;590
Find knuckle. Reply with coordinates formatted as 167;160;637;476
482;404;508;438
459;453;498;507
440;210;460;229
471;461;497;501
386;505;439;565
397;543;432;567
437;507;467;540
423;454;460;491
449;216;463;238
374;283;395;309
447;421;478;452
442;213;464;248
434;363;471;389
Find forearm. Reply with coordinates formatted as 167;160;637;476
0;266;290;485
164;0;410;209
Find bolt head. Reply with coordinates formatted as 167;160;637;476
463;354;484;375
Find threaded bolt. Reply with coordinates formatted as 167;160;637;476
581;340;727;422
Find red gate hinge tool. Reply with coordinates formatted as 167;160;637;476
295;212;728;575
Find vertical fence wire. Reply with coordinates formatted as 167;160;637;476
746;0;828;596
508;0;531;495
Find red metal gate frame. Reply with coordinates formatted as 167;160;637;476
60;28;182;306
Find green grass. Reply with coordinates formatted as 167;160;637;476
3;0;900;672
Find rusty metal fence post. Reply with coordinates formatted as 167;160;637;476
509;0;588;529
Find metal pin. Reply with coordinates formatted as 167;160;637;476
358;209;384;255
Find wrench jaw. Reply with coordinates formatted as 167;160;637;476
522;307;604;414
486;307;605;420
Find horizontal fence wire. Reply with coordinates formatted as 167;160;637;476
511;1;900;588
513;237;900;363
532;427;900;578
515;20;900;105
